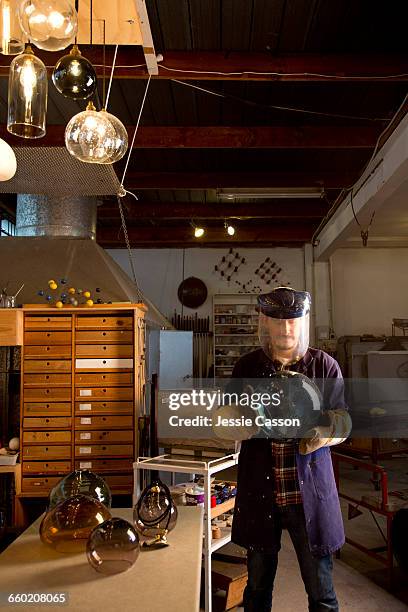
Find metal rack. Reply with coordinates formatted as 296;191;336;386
134;453;239;612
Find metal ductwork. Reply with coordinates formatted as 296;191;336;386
16;194;97;239
0;195;171;329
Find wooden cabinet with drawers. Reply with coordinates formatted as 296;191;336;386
19;305;146;499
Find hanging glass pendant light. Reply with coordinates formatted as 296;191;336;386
0;138;16;180
52;44;97;100
65;101;118;163
97;110;128;164
18;0;77;52
7;44;47;138
0;0;25;54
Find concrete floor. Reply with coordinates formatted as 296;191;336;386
211;455;408;611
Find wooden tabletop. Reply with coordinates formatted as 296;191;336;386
0;506;203;611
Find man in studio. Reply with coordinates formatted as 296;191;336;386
225;287;351;612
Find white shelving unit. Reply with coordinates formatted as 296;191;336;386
133;453;239;612
213;293;259;377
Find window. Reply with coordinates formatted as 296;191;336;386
1;218;15;236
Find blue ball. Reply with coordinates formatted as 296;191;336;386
38;290;44;296
46;295;52;301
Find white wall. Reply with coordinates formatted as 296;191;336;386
107;247;305;322
330;248;408;337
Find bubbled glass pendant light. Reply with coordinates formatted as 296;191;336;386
7;44;47;138
0;0;25;55
52;44;97;100
48;469;112;511
87;518;140;575
18;0;77;52
65;101;117;163
97;110;128;164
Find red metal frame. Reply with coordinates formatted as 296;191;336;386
331;452;395;588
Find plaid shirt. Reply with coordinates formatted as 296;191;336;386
270;440;302;506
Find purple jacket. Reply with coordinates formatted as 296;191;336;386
228;347;346;557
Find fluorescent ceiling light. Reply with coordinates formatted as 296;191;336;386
217;188;324;200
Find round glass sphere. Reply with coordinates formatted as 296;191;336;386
97;110;128;164
52;45;97;100
19;0;77;52
87;517;140;575
133;480;178;544
65;103;117;164
48;469;112;511
40;494;112;553
0;139;16;181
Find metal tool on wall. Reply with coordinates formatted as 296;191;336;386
171;312;213;380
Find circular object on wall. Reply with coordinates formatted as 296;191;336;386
177;277;207;309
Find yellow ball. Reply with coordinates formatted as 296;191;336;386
68;287;76;295
85;299;94;307
55;301;63;309
48;279;55;285
83;291;91;298
49;282;58;290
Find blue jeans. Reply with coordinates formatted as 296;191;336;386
243;505;339;611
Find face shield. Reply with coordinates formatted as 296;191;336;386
257;288;311;367
258;312;309;366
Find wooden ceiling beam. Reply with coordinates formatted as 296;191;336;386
123;171;355;189
98;200;328;219
0;50;407;81
0;125;379;149
97;224;314;246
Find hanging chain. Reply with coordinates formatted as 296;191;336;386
117;196;143;302
350;191;376;247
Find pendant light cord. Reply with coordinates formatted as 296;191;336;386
120;75;151;187
105;44;118;109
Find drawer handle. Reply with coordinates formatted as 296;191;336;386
102;446;106;450
46;375;49;379
102;403;106;407
103;389;107;393
46;389;50;394
47;362;50;366
46;404;50;408
102;332;106;336
103;360;107;364
47;318;51;322
46;347;50;351
47;333;51;337
103;346;107;351
45;463;49;467
46;433;49;437
102;417;106;421
45;447;48;451
46;419;50;423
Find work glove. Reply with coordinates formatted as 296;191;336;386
298;409;352;455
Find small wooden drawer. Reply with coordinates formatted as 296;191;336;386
75;415;132;429
75;401;133;415
22;476;61;493
24;387;71;402
103;474;133;492
76;330;133;344
23;460;71;474
74;372;133;387
23;431;72;444
75;430;133;443
75;387;133;401
24;331;72;345
24;345;72;359
22;445;71;460
24;359;71;373
24;402;71;416
75;444;133;458
75;345;133;358
24;416;71;429
76;316;133;330
74;458;133;473
25;316;72;330
75;358;133;370
24;373;71;387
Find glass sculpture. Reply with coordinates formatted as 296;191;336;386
133;479;178;547
48;469;112;510
40;494;111;553
0;0;25;55
52;44;97;100
87;517;140;575
18;0;77;52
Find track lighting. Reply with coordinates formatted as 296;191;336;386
194;226;204;238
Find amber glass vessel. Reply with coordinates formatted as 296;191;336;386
87;517;140;575
48;469;112;510
40;494;112;553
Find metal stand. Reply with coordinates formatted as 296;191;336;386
134;453;239;612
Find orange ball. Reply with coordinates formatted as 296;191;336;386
55;301;63;309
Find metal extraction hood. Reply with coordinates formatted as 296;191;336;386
0;193;171;329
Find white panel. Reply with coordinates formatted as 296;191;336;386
75;358;133;369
